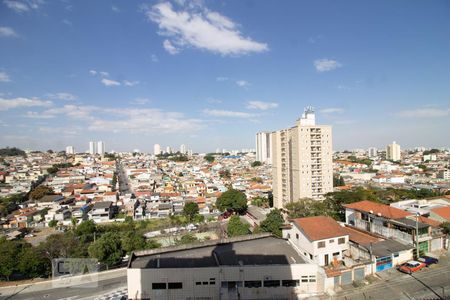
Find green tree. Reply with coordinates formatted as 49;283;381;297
30;186;54;200
204;155;215;163
251;196;269;208
176;233;198;245
0;238;21;280
251;161;262;167
219;169;231;179
88;232;124;267
121;231;147;255
48;219;58;227
259;209;284;237
440;222;450;235
18;244;49;278
216;189;248;214
227;215;250;237
183;202;199;222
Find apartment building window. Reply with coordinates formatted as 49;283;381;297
282;280;299;287
244;280;262;288
168;282;182;289
338;237;345;244
152;283;167;290
264;280;280;287
301;276;308;283
318;241;325;248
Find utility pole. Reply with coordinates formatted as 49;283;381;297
415;212;420;259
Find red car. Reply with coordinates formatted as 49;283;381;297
398;261;426;274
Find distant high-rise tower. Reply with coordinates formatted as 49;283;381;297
166;146;172;154
97;141;105;155
89;141;96;155
386;141;401;161
255;131;272;164
66;146;74;154
154;144;161;156
367;147;378;158
271;107;333;209
180;144;187;154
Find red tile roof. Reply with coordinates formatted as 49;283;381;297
343;200;412;220
415;216;441;227
293;216;348;241
342;226;381;245
431;206;450;221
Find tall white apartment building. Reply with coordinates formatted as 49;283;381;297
89;141;96;155
367;147;378;158
97;141;105;155
166;146;172;154
255;131;272;164
154;144;161;156
65;146;74;154
271;107;333;209
386;141;401;161
180;144;187;154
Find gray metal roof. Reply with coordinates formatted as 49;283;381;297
129;234;304;269
371;239;412;257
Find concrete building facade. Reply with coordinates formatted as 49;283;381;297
386;141;401;161
154;144;161;156
97;141;105;155
271;107;333;208
255;131;272;164
89;141;96;155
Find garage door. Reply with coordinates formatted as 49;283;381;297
341;271;352;285
376;256;392;272
419;241;429;255
354;268;365;282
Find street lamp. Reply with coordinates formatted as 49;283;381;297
415;212;420;259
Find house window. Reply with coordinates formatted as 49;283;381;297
168;282;182;289
329;239;334;243
318;241;325;248
152;283;166;290
195;282;201;286
333;252;340;257
338;238;345;244
301;276;308;283
296;233;299;239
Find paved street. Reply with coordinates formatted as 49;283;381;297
329;259;450;300
0;269;126;300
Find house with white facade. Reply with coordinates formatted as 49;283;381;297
283;216;349;267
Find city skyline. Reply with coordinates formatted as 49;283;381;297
1;0;450;152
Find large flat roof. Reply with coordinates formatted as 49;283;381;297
129;234;305;269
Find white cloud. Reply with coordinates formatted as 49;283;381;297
47;92;77;101
314;59;342;72
111;6;120;12
320;107;344;114
395;108;450;118
0;72;11;82
99;71;109;77
207;98;222;104
0;97;52;111
25;111;55;119
4;0;43;13
203;109;255;118
0;26;18;37
89;70;97;75
163;39;180;55
131;98;150;105
123;80;139;87
101;78;121;86
216;76;228;81
236;80;250;87
62;19;72;26
144;2;268;56
151;54;159;62
246;101;278;110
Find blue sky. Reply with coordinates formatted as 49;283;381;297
0;0;449;153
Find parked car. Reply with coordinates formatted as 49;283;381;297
398;261;426;274
418;256;439;266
